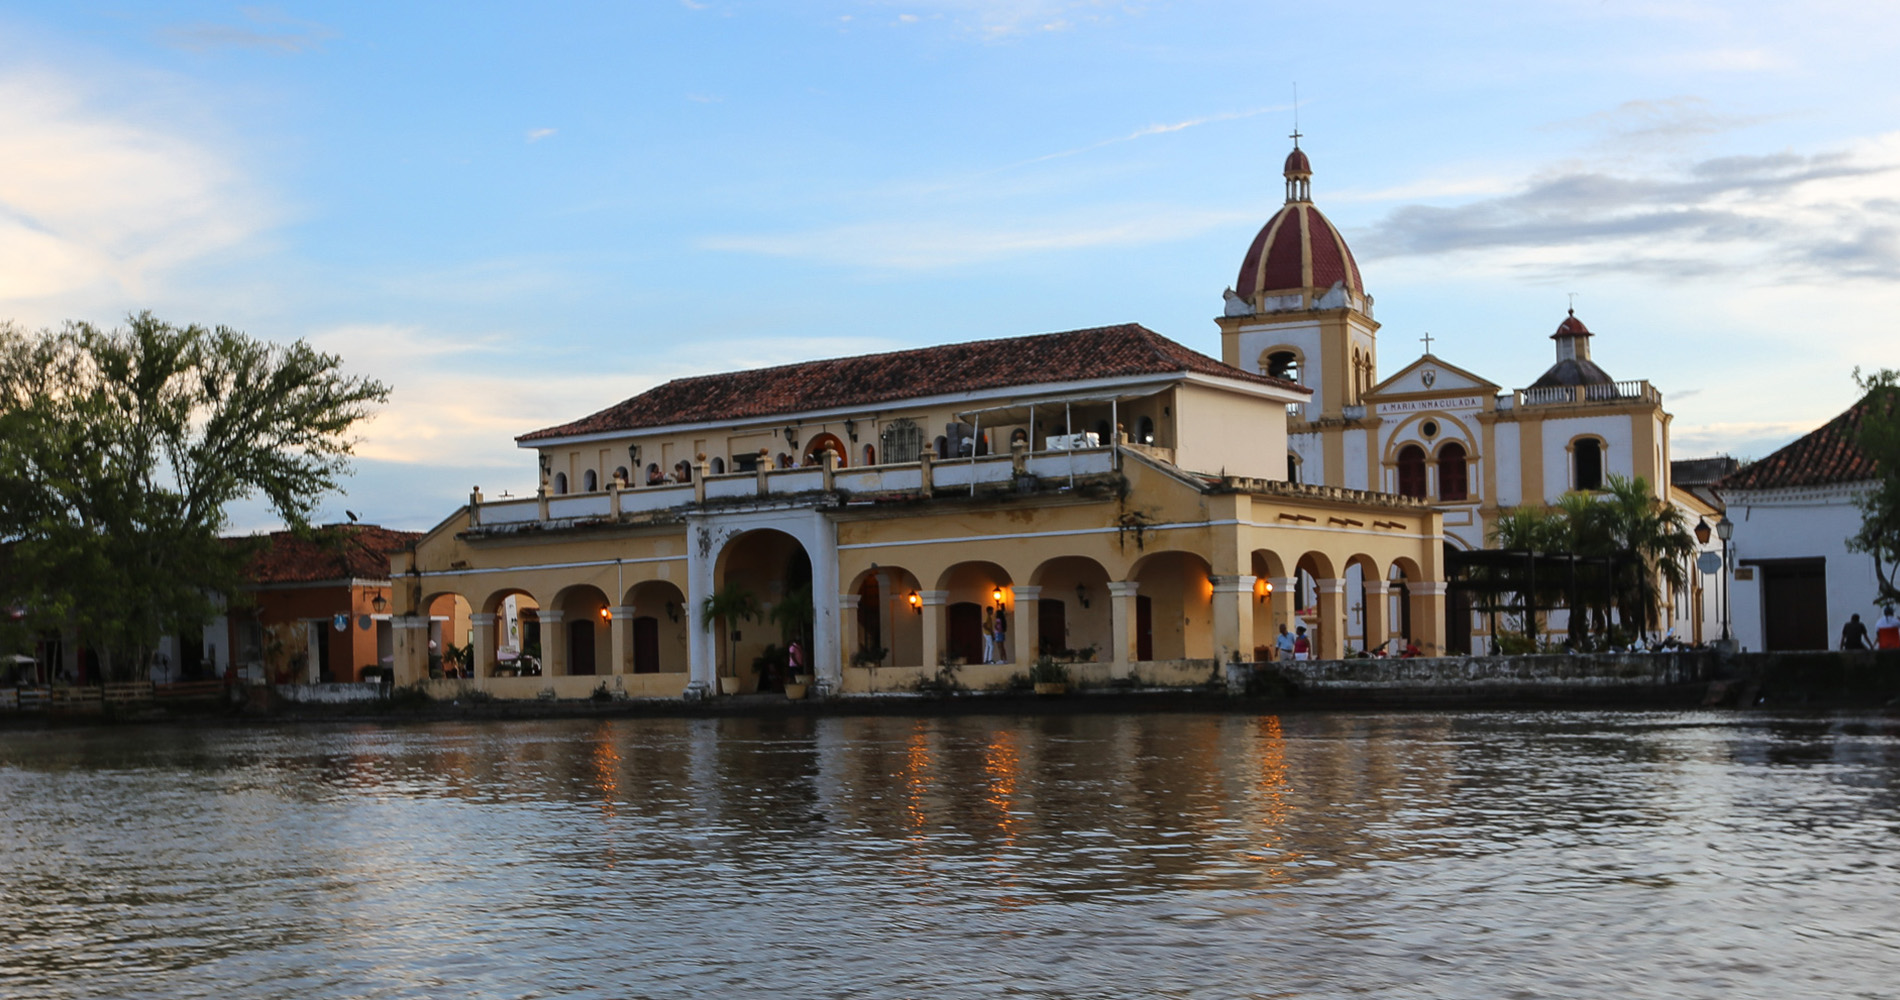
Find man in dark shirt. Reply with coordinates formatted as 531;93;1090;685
1842;613;1871;651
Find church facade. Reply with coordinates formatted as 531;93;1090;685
1216;142;1718;648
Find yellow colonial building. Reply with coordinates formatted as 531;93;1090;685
389;323;1448;698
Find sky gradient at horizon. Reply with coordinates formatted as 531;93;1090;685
4;1;1897;531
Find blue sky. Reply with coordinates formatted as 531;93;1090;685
4;1;1898;531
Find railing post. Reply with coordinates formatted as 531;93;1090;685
920;445;935;496
469;486;483;527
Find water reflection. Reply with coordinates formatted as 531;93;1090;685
2;711;1898;999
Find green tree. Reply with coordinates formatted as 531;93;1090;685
699;581;759;679
1849;367;1900;604
0;313;389;679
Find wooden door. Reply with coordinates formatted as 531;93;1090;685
1038;599;1066;656
1761;559;1827;651
568;619;596;675
633;617;660;673
948;602;984;664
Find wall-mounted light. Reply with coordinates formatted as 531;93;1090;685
628;443;641;466
539;453;552;476
665;600;680;623
908;591;922;615
784;425;799;447
992;586;1006;605
598;607;611;621
843;419;857;442
372;593;388;614
1075;583;1090;608
1256;579;1273;604
1693;518;1712;545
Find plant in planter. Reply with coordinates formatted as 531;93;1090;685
850;645;889;669
700;582;759;695
1029;655;1071;695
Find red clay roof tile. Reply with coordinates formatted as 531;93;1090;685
518;323;1304;442
1720;391;1887;491
236;525;419;585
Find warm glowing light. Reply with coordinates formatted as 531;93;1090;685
992;586;1005;604
598;607;611;620
907;591;921;612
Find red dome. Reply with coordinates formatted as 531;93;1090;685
1284;146;1311;176
1552;310;1592;338
1234;202;1365;302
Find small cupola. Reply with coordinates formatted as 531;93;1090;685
1552;309;1593;362
1283;135;1312;203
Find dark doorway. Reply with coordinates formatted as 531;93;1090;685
1038;599;1066;655
568;619;597;675
179;631;204;680
633;617;660;673
1136;596;1154;661
1759;559;1827;651
948;602;984;664
316;625;333;682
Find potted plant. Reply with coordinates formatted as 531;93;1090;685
1030;655;1071;695
700;582;759;695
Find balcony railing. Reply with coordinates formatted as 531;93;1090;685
470;446;1119;528
1515;380;1659;408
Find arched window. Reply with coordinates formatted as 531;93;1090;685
1010;428;1028;446
1437;442;1468;501
1396;445;1427;499
710;457;725;475
1574;438;1604;491
777;452;793;470
862;444;876;466
552;472;568;495
613;466;629;485
1137;416;1156;445
645;463;662;485
583;470;598;492
1287;452;1301;484
1094;419;1111;443
674;460;693;482
1263;349;1301;382
934;435;949;460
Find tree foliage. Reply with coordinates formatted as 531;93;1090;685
1488;474;1696;646
1848;367;1900;605
0;313;389;678
699;581;759;678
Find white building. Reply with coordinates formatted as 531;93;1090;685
1720;395;1886;651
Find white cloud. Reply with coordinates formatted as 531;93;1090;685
0;68;272;318
526;127;557;142
162;7;338;53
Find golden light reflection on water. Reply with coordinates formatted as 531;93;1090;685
1249;714;1298;880
981;728;1027;911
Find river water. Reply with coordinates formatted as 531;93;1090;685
1;711;1896;999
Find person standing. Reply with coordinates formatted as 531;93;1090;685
1876;606;1900;650
981;607;996;663
1275;624;1294;662
992;604;1009;663
1842;614;1871;651
1293;626;1310;661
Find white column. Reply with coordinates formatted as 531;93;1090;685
686;523;717;699
469;612;497;679
1012;585;1042;667
1108;581;1140;676
609;606;634;675
539;610;567;676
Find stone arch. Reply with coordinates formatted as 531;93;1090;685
846;564;925;668
1028;555;1112;660
1568;434;1607;491
804;433;847;467
479;586;542;676
1127;549;1214;662
1258;345;1304;383
552;471;569;495
935;560;1014;665
624;579;689;675
551;583;612;677
417;591;473;680
711;527;814;692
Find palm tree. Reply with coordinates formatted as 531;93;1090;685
1595;474;1694;638
699;582;759;679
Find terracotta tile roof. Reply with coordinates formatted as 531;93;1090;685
236;525;419;585
1720;392;1887;491
519;323;1304;442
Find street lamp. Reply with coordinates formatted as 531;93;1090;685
1716;514;1734;644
